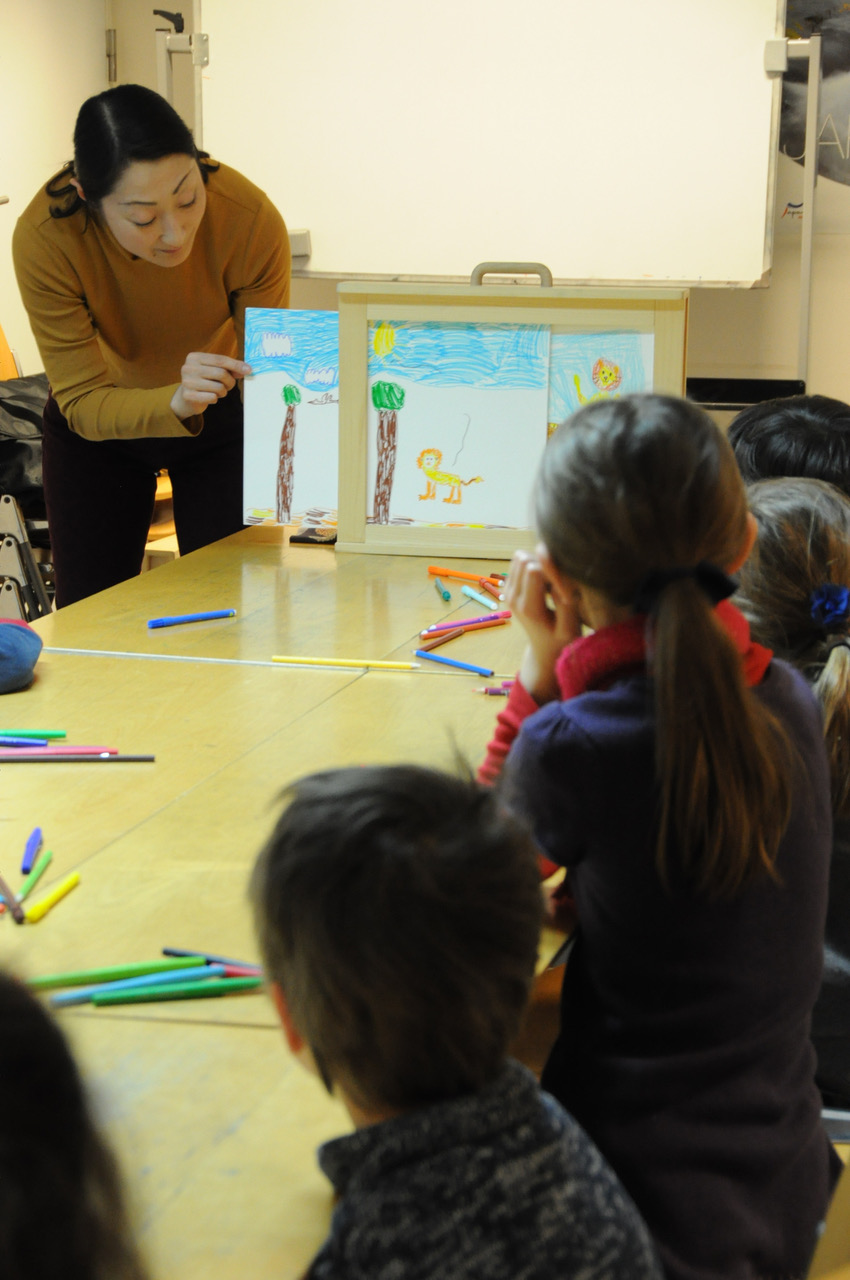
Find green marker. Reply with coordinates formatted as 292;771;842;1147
433;577;451;602
28;957;204;991
16;849;53;902
0;730;66;739
92;976;262;1006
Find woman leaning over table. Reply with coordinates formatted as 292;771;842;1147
12;83;290;607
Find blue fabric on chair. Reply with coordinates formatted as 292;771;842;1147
0;620;42;692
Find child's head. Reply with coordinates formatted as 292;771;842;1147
536;394;790;899
736;477;850;819
250;764;542;1114
536;394;749;606
0;970;147;1280
728;394;850;497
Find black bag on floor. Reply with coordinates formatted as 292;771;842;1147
0;373;49;546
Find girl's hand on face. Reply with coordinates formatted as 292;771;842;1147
170;353;252;420
506;548;582;703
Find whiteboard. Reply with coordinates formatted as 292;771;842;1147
200;0;783;286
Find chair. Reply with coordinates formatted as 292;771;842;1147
0;324;21;380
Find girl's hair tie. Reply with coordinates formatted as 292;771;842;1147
810;584;850;631
634;561;737;615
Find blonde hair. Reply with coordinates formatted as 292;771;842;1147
737;477;850;819
536;395;791;898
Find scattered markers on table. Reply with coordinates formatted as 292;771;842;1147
16;849;53;902
0;730;66;739
461;585;498;611
271;655;419;672
24;872;80;924
147;609;237;629
433;576;451;602
427;565;503;588
162;946;262;971
424;611;510;633
21;827;42;875
93;975;262;1006
414;650;495;677
50;964;228;1008
0;872;24;924
29;957;210;990
418;627;466;653
0;848;53;917
0;747;156;757
478;578;503;602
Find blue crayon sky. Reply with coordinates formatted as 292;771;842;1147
244;308;339;387
368;321;548;388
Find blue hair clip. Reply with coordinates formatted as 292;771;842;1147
810;584;850;631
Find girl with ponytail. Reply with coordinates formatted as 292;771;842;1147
480;395;838;1280
736;476;850;1110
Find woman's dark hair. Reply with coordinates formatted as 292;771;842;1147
728;394;850;498
251;764;542;1112
0;970;148;1280
47;83;218;219
737;477;850;820
536;394;791;899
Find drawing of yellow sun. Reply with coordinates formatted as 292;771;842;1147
373;323;396;357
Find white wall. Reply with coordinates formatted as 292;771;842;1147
684;153;850;402
0;0;107;374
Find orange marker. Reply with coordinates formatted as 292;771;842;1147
456;618;508;636
427;565;502;588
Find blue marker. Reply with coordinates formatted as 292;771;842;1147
433;577;451;602
21;827;42;876
49;964;224;1008
0;737;48;749
414;650;494;677
461;585;494;610
147;609;236;629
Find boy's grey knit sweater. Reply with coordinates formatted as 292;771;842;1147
307;1059;662;1279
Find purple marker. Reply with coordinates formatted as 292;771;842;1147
21;827;42;876
424;610;510;635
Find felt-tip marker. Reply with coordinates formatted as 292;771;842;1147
21;827;43;875
414;650;495;677
147;609;236;629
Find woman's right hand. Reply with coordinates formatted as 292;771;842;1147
170;352;252;420
506;548;581;704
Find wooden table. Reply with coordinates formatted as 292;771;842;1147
1;529;543;1280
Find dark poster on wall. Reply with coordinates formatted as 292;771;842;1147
783;2;850;184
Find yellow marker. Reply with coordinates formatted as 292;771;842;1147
271;655;419;671
24;871;80;924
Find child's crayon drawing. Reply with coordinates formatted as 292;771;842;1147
243;309;339;525
547;331;654;433
367;321;550;529
416;448;482;504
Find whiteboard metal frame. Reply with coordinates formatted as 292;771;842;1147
336;282;689;558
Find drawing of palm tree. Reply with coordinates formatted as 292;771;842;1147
372;380;405;523
277;384;302;523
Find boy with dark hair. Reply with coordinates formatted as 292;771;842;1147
728;394;850;495
250;764;662;1280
